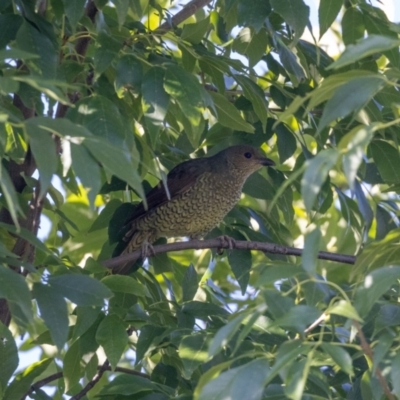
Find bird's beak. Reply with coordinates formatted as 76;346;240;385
259;157;275;167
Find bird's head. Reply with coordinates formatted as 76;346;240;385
220;145;275;176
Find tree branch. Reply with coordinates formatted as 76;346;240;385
71;359;110;400
102;238;357;270
353;321;395;400
22;366;150;399
156;0;213;33
55;0;98;118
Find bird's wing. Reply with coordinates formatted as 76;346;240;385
125;158;209;223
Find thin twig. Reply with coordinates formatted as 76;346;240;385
22;365;150;400
71;359;110;400
353;321;395;400
102;237;357;270
156;0;213;33
304;313;329;334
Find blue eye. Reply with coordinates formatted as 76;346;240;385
244;152;252;159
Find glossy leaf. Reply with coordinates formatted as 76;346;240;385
0;323;18;395
33;283;69;351
26;123;58;198
328;35;400;70
318;0;343;39
198;358;270;400
48;274;112;306
209;91;254;133
96;314;128;370
0;266;32;323
179;334;210;379
271;0;309;42
301;149;339;213
318;76;384;132
101;275;148;296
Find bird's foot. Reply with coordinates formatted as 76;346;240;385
217;235;237;255
141;241;156;259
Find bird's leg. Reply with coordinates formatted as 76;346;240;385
217;235;237;255
141;240;156;259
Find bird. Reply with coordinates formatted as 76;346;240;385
112;145;275;274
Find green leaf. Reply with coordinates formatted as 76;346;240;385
182;264;198;302
26;123;58;198
70;143;102;206
232;28;269;67
198;358;269;400
0;322;18;395
302;227;321;274
32;283;69;351
0;76;19;95
234;75;268;130
135;324;166;363
364;12;399;67
274;305;321;333
370;140;400;184
16;20;57;78
209;91;254;133
276;39;306;84
275;123;297;163
339;125;374;189
94;33;120;75
375;304;400;333
113;0;129;28
84;137;145;201
318;76;384;132
256;264;301;286
63;341;81;393
182;301;229;319
301;149;339;213
164;65;206;127
0;265;32;323
0;48;38;62
321;343;354;375
97;374;158;396
342;6;365;45
270;0;310;42
265;341;311;386
0;15;23;49
318;0;343;39
237;0;271;32
208;314;247;357
0;163;24;227
115;54;143;91
142;66;170;146
101;275;148;296
179;333;210;379
228;249;252;294
89;199;122;232
72;307;102;342
48;274;113;306
327;35;400;70
96;313;128;370
327;300;362;321
391;353;400;398
351;229;400;279
181;16;210;44
62;0;85;29
4;358;52;400
354;266;400;317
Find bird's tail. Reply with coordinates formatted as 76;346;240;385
112;229;157;275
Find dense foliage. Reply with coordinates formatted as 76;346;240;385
1;0;400;399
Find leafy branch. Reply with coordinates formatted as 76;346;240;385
22;365;150;400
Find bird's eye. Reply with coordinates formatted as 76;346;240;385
244;152;252;159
